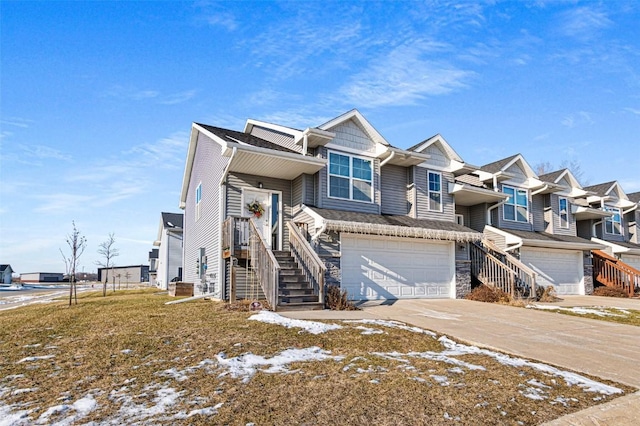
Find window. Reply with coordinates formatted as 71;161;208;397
195;183;202;221
503;186;528;222
328;151;373;202
559;197;569;229
604;206;622;235
428;171;442;211
455;214;464;226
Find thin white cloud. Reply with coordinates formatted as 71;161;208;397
1;117;34;128
33;193;95;213
561;111;594;128
205;11;238;31
624;107;640;115
338;41;473;107
19;144;73;162
560;6;612;40
159;90;197;105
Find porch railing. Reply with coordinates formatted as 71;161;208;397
222;216;250;257
248;219;280;310
592;250;639;297
287;221;326;304
482;239;537;298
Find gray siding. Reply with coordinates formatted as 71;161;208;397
484;228;507;250
304;174;315;205
226;172;293;249
548;194;577;236
317;147;380;214
629;210;639;244
532;194;546;232
292;174;303;206
183;132;229;297
414;168;455;221
468;204;488;233
576;219;593;239
381;164;409;215
249;126;301;153
407;167;417;218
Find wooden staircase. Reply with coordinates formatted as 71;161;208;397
592;250;639;297
273;251;324;311
470;240;537;299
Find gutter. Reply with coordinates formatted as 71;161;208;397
623;204;638;215
530;184;548;196
487;199;509;226
380;150;395;167
505;241;523;252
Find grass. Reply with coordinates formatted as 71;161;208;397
0;289;635;425
530;305;640;326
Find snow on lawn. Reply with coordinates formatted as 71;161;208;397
527;304;628;317
248;310;342;334
345;319;437;337
16;355;55;364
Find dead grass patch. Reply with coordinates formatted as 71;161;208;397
592;286;630;298
0;289;634;425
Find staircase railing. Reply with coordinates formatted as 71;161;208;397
222;216;250;257
248;219;280;310
482;239;537;298
287;221;326;304
592;250;639;297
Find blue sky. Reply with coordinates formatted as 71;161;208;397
1;1;639;275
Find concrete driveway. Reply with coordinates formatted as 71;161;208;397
284;297;640;425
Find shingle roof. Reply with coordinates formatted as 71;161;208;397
454;173;486;188
626;192;640;203
148;249;159;259
480;154;520;174
196;123;298;154
607;240;640;250
582;181;616;196
0;264;11;272
406;134;439;152
538;169;565;184
501;229;597;246
308;207;481;236
161;212;183;229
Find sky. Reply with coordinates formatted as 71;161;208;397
1;0;639;275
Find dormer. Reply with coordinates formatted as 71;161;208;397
408;134;478;175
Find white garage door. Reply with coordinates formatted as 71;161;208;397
520;247;583;295
620;254;640;272
340;234;455;300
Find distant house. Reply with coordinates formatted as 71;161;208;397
1;264;14;284
152;212;184;290
20;272;64;283
149;248;159;287
98;265;150;286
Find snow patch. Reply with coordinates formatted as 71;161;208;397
249;311;342;334
345;319;437;337
16;355;55;363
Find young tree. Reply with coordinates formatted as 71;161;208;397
60;221;87;306
96;233;119;296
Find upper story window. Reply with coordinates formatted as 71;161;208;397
503;185;528;222
328;151;373;203
559;197;569;229
604;206;622;235
195;183;202;221
428;171;442;212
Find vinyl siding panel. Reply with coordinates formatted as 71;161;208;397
532;194;546;232
317;147;380;214
292;174;303;206
548;194;577;236
226;173;293;249
424;144;450;168
249;126;301;153
304;174;315;205
326;120;377;154
468;204;488;232
183;132;228;297
381;164;409;215
407;167;417;218
484;228;507;250
415;168;455;221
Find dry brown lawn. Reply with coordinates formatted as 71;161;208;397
0;289;634;425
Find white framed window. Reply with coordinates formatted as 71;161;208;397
328;151;373;203
427;171;442;212
559;197;569;229
604;206;622;235
503;185;528;222
195;182;202;221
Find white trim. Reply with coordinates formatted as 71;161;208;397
502;185;529;223
604;205;623;236
559;197;569;229
241;187;284;251
427;170;443;212
195;182;202;221
327;150;374;204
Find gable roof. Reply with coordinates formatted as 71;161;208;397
0;265;12;272
407;134;463;161
627;192;640;203
161;212;183;229
196;123;298;154
537;169;565;183
582;181;617;197
480;154;521;174
318;109;390;147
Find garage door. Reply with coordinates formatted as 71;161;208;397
340;234;455;300
520;247;583;295
620;254;640;272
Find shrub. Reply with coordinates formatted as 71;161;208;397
537;286;561;303
325;285;358;310
465;285;511;303
593;286;630;298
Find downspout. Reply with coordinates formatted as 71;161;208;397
302;133;308;156
165;229;171;291
380;150;395;167
530;185;548;196
592;220;603;238
487;199;508;226
218;146;237;299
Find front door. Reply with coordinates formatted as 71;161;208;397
243;189;280;249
